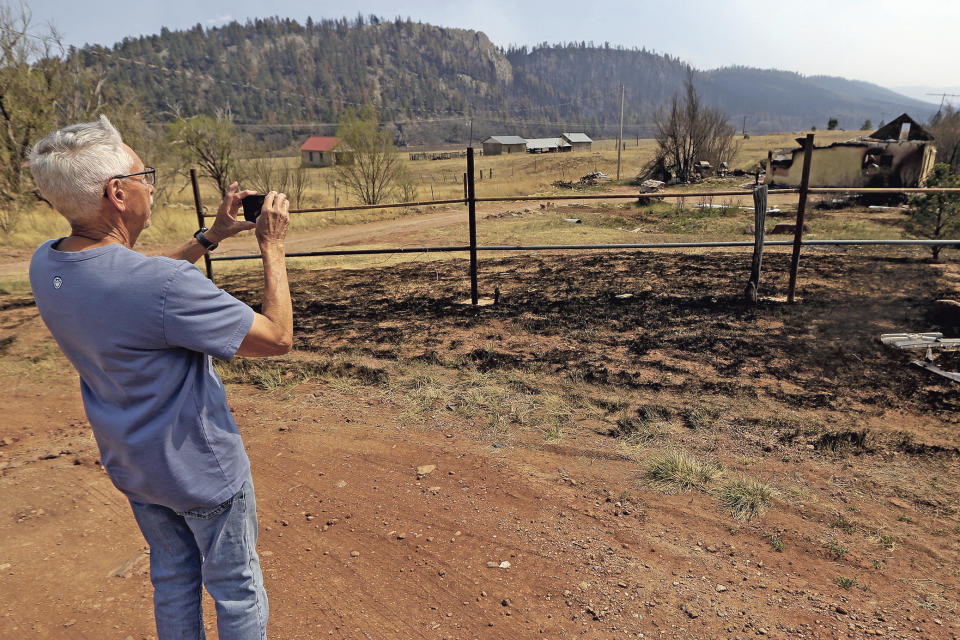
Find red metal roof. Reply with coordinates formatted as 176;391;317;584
300;136;340;152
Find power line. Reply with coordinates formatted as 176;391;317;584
926;92;960;115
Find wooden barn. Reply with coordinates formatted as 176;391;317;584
481;136;527;155
561;132;592;151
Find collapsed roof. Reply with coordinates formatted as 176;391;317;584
868;113;934;142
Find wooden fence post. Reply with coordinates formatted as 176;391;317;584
787;133;815;303
190;169;213;280
467;148;479;305
745;184;768;302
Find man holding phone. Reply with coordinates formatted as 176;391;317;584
28;115;290;639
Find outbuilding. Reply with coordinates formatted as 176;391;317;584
481;136;527;155
525;138;572;154
300;136;342;167
561;132;592;151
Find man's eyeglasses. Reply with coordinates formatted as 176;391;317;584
112;167;156;185
103;167;157;196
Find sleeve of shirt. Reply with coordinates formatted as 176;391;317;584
161;263;255;360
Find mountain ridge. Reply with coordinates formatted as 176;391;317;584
75;16;936;145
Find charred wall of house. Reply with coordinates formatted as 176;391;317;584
765;140;937;188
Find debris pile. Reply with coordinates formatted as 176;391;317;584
579;171;609;185
552;171;610;190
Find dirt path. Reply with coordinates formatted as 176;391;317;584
0;187;803;279
0;208;470;279
1;198;574;277
218;208;470;258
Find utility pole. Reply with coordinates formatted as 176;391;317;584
926;93;960;116
616;83;624;181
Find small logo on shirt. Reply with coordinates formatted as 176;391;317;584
53;276;63;289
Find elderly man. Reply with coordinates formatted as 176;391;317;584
28;115;291;639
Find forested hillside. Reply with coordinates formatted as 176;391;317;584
73;15;935;145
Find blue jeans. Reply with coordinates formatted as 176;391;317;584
128;474;268;640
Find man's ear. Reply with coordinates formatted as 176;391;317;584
105;179;126;210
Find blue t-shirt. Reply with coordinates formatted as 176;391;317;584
29;239;255;512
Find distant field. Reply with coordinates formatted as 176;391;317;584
0;128;883;263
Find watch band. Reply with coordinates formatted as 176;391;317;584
194;228;219;251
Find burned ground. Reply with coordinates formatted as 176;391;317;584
229;248;958;421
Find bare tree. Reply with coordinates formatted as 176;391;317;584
651;73;739;183
930;105;960;174
166;109;246;196
393;163;418;204
287;164;310;209
247;156;288;195
0;2;64;231
246;156;310;208
334;105;401;205
0;1;148;231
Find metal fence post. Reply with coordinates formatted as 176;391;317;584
467;148;479;305
190;168;214;280
787;134;814;303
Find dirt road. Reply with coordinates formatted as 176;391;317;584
0;207;470;279
1;186;801;279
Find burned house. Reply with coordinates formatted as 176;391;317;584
765;114;937;188
481;136;527;155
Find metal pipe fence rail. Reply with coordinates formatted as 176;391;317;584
190;145;960;304
209;239;960;262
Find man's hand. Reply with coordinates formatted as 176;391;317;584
206;182;258;243
236;190;293;358
255;191;290;246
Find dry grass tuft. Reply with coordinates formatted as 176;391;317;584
610;405;669;442
718;476;778;521
870;528;898;550
644;450;718;493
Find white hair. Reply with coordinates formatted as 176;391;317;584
28;115;134;224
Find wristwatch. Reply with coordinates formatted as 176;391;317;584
194;228;219;251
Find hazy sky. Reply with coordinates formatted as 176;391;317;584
22;0;960;97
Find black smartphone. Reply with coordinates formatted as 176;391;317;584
241;194;266;223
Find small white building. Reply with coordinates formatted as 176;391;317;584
525;138;572;153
